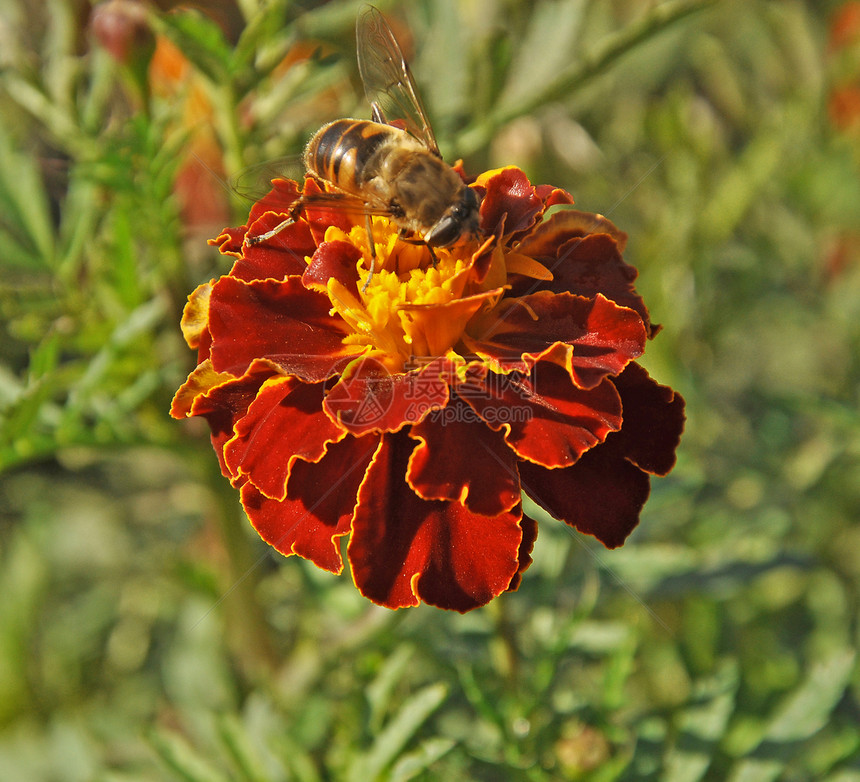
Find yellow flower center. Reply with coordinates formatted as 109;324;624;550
323;220;478;372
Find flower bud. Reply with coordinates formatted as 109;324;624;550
91;0;154;65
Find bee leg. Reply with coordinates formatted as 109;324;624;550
362;213;376;292
245;217;295;246
245;201;304;247
370;102;386;124
397;231;438;267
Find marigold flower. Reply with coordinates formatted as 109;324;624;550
172;165;685;612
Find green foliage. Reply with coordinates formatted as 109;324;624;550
1;0;859;780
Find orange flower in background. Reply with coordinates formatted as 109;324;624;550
828;2;860;133
172;166;685;612
149;34;232;231
829;1;860;50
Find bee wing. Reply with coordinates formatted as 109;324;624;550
232;155;305;202
296;190;399;218
250;178;401;223
356;5;441;157
233;159;396;219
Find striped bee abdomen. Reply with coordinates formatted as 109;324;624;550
304;119;394;195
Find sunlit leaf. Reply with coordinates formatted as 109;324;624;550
349;684;448;782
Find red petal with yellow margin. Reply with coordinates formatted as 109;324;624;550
241;434;379;573
180;282;212;350
609;363;686;476
208;180;305;261
248;178;302;223
517;364;685;547
207;276;358;380
349;431;528;611
477;167;543;239
300;178;359;244
230;214;315;281
303;240;362;293
170;359;234;419
210;226;245;259
461;361;623;469
519;438;650;548
463;292;646;389
516;210;628;256
534;183;576;209
507;512;538;592
324;355;450;435
406;397;521;516
512;213;651;330
180;359;280;482
224;377;346;500
475;167;573;241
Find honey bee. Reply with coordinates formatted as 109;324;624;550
246;5;480;284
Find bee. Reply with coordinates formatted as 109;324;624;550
246;5;480;285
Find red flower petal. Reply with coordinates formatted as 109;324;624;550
513;212;652;330
241;434;379;573
224;377;345;500
477;167;546;239
534;183;576;209
248;178;302;223
517;209;628;255
207;276;359;380
300;178;360;244
406;397;521;516
519;439;650;548
230;214;316;281
303;239;362;293
170;359;233;419
178;359;279;482
179;282;212;351
517;364;684;548
209;226;245;259
324;355;450;435
461;362;623;468
611;363;685;476
349;432;528;611
464;292;647;389
507;512;538;592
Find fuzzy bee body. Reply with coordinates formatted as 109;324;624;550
246;6;480;273
304;118;478;248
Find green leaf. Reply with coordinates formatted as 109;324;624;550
0;116;56;268
216;713;274;782
664;661;740;782
727;649;857;782
349;683;448;782
273;733;322;782
366;644;415;733
149;728;231;782
233;0;292;74
498;0;586;113
155;8;235;84
0;333;60;466
389;737;456;782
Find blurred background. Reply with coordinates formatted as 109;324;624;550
1;0;859;779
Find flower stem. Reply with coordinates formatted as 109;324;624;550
208;456;277;677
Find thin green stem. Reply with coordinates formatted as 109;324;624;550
207;452;278;678
456;0;720;157
212;80;249;182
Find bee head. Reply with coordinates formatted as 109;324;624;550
424;186;481;248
